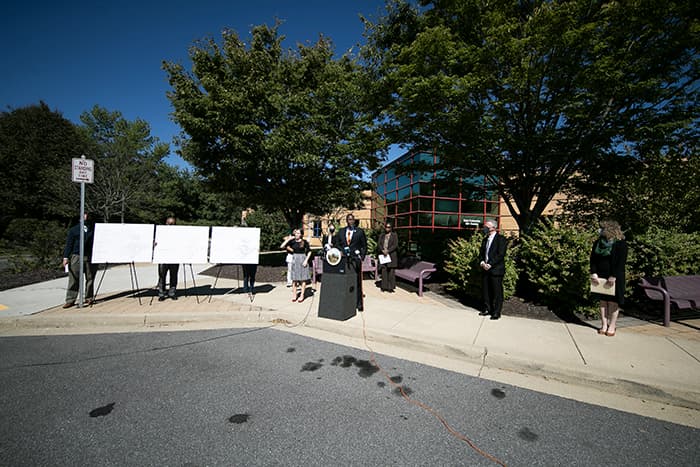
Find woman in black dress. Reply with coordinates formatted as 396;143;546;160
590;220;628;336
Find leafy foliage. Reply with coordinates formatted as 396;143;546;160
0;102;91;228
443;232;517;301
242;209;290;252
363;0;700;235
562;149;700;237
164;23;384;228
2;218;66;270
518;220;597;315
627;226;700;280
78;106;170;223
155;165;245;225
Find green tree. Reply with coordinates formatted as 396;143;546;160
363;0;699;235
562;143;700;236
78;106;170;223
163;23;383;229
242;208;290;251
156;164;246;225
0;102;90;228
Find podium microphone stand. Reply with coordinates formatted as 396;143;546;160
317;248;359;321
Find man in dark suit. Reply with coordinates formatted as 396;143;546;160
157;216;180;301
62;212;97;308
337;213;367;310
377;221;399;292
479;219;507;320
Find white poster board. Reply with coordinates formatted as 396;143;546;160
153;225;210;264
209;227;260;264
91;223;155;263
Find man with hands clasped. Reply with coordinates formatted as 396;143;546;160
479;219;507;320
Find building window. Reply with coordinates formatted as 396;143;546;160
312;220;322;238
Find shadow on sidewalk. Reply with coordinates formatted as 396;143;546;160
94;284;277;304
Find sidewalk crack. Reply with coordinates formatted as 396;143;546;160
478;347;488;378
666;337;700;364
565;323;587;365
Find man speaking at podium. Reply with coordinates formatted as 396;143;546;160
337;213;367;311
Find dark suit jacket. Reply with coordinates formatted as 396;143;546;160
377;231;398;268
479;233;507;276
337;226;367;260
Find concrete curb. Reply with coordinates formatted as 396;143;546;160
4;307;698;411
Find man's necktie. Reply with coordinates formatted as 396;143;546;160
346;230;352;245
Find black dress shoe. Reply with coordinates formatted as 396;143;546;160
490;314;501;320
158;296;166;302
478;311;490;316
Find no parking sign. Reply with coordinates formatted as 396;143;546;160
72;156;94;183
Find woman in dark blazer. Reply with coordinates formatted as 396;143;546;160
377;222;399;292
590;220;628;337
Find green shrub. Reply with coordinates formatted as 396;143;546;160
627;226;700;280
242;209;290;252
444;232;517;301
518;220;597;316
2;218;65;271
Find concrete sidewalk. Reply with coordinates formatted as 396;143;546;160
1;263;699;428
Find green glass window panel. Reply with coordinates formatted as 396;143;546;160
434;214;459;227
418;213;433;226
397;174;411;187
485;202;499;215
415;152;433;163
397;200;410;214
398;186;410;201
385;190;396;202
462;189;484;201
418;182;433;195
386;168;396;181
486;190;499;202
418;197;433;211
376;185;385;195
461;200;483;214
435;184;459;197
417;170;433;182
462;175;485;185
396;215;410;227
435;199;458;212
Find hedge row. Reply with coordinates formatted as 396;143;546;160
444;221;700;317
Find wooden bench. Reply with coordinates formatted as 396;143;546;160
395;258;437;297
639;275;700;327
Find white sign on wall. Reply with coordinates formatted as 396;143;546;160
153;225;210;264
209;227;261;264
92;223;155;263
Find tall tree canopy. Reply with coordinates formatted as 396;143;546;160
79;106;169;223
163;23;383;228
0;102;90;226
363;0;699;234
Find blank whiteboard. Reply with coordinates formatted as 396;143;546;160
209;227;261;264
92;223;155;263
153;225;210;264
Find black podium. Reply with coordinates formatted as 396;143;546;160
318;256;358;321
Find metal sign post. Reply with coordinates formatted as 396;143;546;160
71;155;94;308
